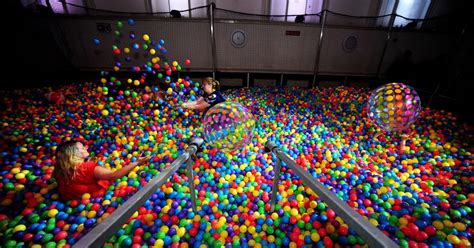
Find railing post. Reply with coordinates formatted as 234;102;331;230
312;0;328;88
246;72;250;87
376;0;400;80
209;3;217;79
270;156;281;212
187;152;198;213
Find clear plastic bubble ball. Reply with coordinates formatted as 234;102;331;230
367;82;421;132
202;102;255;151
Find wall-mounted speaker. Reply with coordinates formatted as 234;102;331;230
342;35;358;53
231;30;247;48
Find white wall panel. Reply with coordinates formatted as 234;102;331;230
215;22;319;72
58;17;456;77
60;19;212;70
319;28;386;75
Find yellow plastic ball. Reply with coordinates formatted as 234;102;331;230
453;222;466;231
311;232;320;242
290;208;299;217
87;211;97;218
15;173;25;180
154;239;164;247
13;224;27;233
447;234;461;245
48;209;59;218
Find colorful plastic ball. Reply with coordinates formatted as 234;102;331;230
129;32;135;39
202;102;255;151
13;224;27;233
93;38;100;46
117;21;123;29
45;91;65;105
128;19;135;25
143;34;150;41
367;82;421;132
185;59;191;65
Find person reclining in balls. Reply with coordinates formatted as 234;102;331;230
181;77;225;112
53;140;151;200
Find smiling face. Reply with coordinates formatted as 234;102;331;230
202;81;214;94
75;142;90;160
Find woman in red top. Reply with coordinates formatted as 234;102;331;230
53;140;151;201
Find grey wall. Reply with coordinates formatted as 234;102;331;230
57;17;457;77
214;22;319;73
60;18;213;71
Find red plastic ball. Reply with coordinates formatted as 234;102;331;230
46;91;65;105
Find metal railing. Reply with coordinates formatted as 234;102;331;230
72;137;400;248
265;141;398;248
73;138;204;248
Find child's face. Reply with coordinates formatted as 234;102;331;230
202;82;213;94
76;143;90;159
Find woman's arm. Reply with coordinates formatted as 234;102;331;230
94;156;151;181
196;96;204;104
190;101;210;110
182;101;196;108
182;96;209;110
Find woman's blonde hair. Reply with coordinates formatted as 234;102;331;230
203;77;220;91
53;140;83;183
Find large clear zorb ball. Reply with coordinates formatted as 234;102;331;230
202;102;255;151
367;82;421;132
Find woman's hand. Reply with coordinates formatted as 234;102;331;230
133;155;152;166
95;155;152;181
